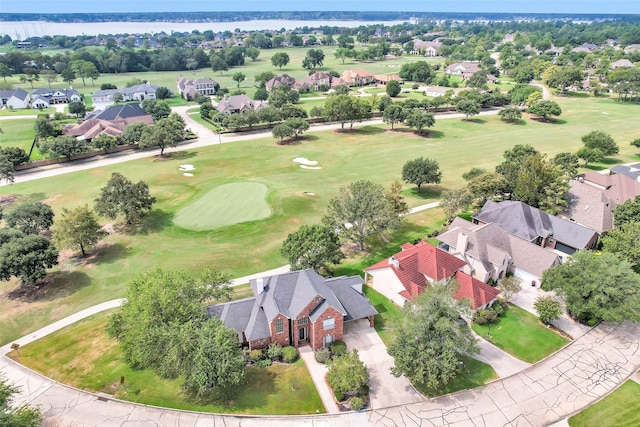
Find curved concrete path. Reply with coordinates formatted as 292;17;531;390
2;303;639;426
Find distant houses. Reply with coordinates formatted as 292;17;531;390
0;88;30;109
176;77;219;100
31;88;81;109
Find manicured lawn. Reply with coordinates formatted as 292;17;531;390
363;285;402;347
569;380;640;427
472;304;569;363
173;182;271;230
0;118;45;159
2;96;639;345
9;310;325;415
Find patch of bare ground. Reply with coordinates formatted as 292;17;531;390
340;242;364;258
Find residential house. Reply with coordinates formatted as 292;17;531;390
563;180;616;234
410;40;443;57
0;88;30;109
609;163;640;183
610;59;635;69
624;44;640;54
91;89;119;107
373;74;402;85
176;76;218;100
30;88;81;108
445;62;482;79
473;200;599;255
364;241;467;306
341;69;374;86
207;269;377;350
294;72;344;91
119;83;159;102
425;86;454;98
215;94;266;115
454;271;502;311
265;74;296;92
437;217;561;286
63;103;153;141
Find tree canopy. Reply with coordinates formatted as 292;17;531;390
94;172;156;225
0;376;42;427
323;180;399;251
280;224;344;271
614;196;640;229
541;251;640;324
0;228;59;286
52;205;106;257
5;201;54;235
388;283;478;392
581;130;619;156
138;113;184;156
402;157;442;193
528;100;562;121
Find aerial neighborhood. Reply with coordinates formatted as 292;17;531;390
0;7;640;427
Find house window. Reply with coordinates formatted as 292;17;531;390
323;317;335;331
275;318;284;334
298;316;308;326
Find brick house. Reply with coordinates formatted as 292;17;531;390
176;76;219;100
207;269;377;350
341;69;374;86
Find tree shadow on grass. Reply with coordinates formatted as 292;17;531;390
129;209;174;236
402;185;446;200
506;119;527;126
584;157;623;171
6;271;91;302
166;151;198;160
356;126;385;135
548;119;568;125
421;130;445;138
464;118;487;124
87;243;129;265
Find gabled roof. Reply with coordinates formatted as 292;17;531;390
0;88;29;101
87;103;148;121
609;164;640;184
365;241;466;299
473;200;598;249
454;272;501;310
564;180;615;233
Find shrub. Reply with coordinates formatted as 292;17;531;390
330;340;347;357
318;83;330;92
249;349;264;362
412;83;419;90
315;347;331;364
256;359;272;367
350;396;365;410
282;346;298;363
334;390;345;402
473;308;498;325
53;112;68;120
266;343;283;361
491;302;505;317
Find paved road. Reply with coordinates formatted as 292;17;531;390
2;320;638;426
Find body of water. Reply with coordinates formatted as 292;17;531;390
0;19;407;38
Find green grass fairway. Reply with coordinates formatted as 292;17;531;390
569;380;640;427
173;182;270;231
472;304;569;363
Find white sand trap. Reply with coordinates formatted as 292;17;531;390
183;173;194;177
293;157;318;166
179;164;195;171
301;165;322;170
304;192;316;195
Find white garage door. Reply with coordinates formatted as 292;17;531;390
513;268;540;287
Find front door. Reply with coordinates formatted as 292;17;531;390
299;327;307;341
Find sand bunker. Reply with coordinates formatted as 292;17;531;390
293;157;318;166
179;164;195;171
183;173;194;177
304;192;316;195
301;165;322;170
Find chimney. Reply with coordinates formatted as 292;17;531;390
456;233;468;253
388;256;400;269
256;278;264;294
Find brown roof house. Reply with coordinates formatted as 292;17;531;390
215;94;267;115
410;40;443;57
207;269;377;350
437;217;562;286
364;241;499;310
63;103;153;141
445;62;481;79
341;69;374;86
265;74;296;92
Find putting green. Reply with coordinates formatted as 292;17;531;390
173;182;271;231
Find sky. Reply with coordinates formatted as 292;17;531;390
1;0;638;15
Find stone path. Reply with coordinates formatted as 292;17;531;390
298;346;340;414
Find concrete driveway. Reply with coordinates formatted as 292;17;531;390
342;319;424;409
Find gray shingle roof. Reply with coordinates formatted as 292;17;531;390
87;103;148;121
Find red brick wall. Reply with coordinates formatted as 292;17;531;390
249;337;271;350
269;314;291;348
309;306;344;351
291;298;324;348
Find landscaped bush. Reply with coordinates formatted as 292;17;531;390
473;308;498;325
315;347;331;364
334;390;345;402
330;340;347;357
256;358;272;367
266;343;283;361
491;302;505;317
249;349;264;362
350;396;365;410
412;83;419;90
282;346;298;363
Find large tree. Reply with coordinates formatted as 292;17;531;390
323;94;372;131
323;180;399;251
405;110;435;135
614;196;640;229
0;155;14;184
39;135;89;160
388;283;478;392
68;101;86;118
280;224;344;271
386;80;401;97
302;48;325;69
232;72;246;88
121;122;148;145
210;55;228;75
5;201;54;235
0;228;59;287
270;52;290;70
402;157;442;193
141;99;171;121
138;113;184;156
541;251;640;324
52;205;106;257
602;222;640;272
0;376;42;427
107;267;237;385
94;172;156;225
528;100;562;121
512;153;569;213
440;188;473;223
327;350;369;397
581;130;619;156
456;99;481;120
382;103;405;130
467;171;507;203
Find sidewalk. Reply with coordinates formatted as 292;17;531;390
298;346;340;414
473;332;531;378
